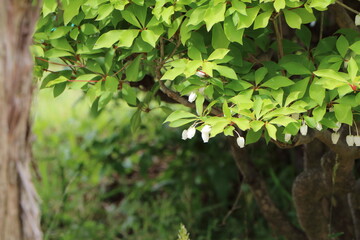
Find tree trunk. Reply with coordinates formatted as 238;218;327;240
0;1;42;240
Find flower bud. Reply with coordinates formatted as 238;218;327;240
188;92;197;103
201;125;212;134
187;126;196;139
236;136;245;148
346;135;355;146
354;136;360;146
355;14;360;26
285;133;291;142
331;132;340;144
300;123;308;136
316;123;322;131
202;132;210;143
182;130;188;140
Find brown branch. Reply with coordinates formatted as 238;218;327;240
228;136;307;240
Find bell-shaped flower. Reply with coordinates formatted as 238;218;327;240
316;123;322;131
196;70;206;78
187;126;196;139
355;14;360;26
201;125;212;143
285;133;291;142
188;92;197;103
300;123;308;136
236;136;245;148
346;135;355;146
332;122;341;132
331;132;340;144
182;130;188;140
354;136;360;146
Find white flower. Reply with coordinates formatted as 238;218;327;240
300;123;308;136
187;126;196;139
285;133;291;142
201;125;212;143
291;113;299;120
346;135;355;146
236;136;245;148
332;122;341;132
198;87;205;94
355;14;360;26
201;125;212;133
354;136;360;146
182;130;188;140
195;70;206;78
331;132;340;144
309;21;316;27
188;92;197;103
202;132;210;143
316;123;322;131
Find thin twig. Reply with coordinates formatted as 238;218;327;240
222;183;243;225
336;0;360;15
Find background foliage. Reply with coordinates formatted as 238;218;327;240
33;89;299;240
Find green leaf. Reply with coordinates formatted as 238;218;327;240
274;0;285;12
334;104;353;125
265;123;277;140
309;81;325;105
232;117;250;130
81;23;98;35
161;68;185;80
164;110;197;123
130;110;142;133
214;65;237;79
121;10;142;28
313;69;347;82
312;105;326;122
350;41;360;54
336;35;349;58
296;26;311;48
255;67;268;85
348;57;358;81
105;76;119;92
196;94;205;115
42;0;57;17
253;11;272;29
283;10;302;29
237;6;260;29
246;129;262;145
126;55;142;82
96;4;114;21
53;82;66;97
224;17;244;45
270;116;296;126
280;62;311;75
63;0;85;25
261;76;295;90
223;100;231;118
169;118;196;128
212;23;230;49
208;48;230;61
250;120;264;132
46;76;68;87
204;2;226;31
141;29;159;48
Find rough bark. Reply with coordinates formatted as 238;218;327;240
0;1;42;240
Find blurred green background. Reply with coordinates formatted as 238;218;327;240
32;89;299;240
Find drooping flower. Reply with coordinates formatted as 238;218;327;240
201;125;212;143
346;135;355;146
300;123;308;136
187;126;196;139
354;136;360;146
182;130;188;140
331;132;340;144
285;133;291;142
188;92;197;103
355;14;360;26
316;123;322;131
236;136;245;148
